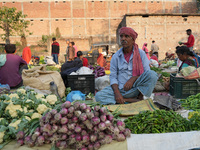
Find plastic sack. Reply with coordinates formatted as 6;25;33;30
45;56;56;65
0;83;10;94
76;67;93;75
150;59;159;67
95;75;110;91
66;91;86;102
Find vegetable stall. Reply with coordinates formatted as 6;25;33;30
0;88;131;150
1;63;200;150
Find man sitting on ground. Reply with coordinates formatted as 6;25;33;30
95;27;158;105
0;44;27;89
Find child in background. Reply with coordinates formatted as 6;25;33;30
0;44;27;89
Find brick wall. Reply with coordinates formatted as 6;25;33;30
125;15;200;59
0;0;198;61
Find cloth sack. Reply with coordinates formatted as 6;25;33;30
153;94;182;111
154;81;166;92
95;75;110;91
22;65;65;98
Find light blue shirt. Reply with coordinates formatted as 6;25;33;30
110;47;150;89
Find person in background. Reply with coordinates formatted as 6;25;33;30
67;42;75;61
65;39;70;62
150;52;160;66
22;44;32;64
95;27;158;105
176;46;196;71
0;44;27;89
97;53;107;67
142;43;150;60
77;51;88;67
61;51;83;86
51;37;60;64
150;40;159;56
72;41;78;58
179;29;195;52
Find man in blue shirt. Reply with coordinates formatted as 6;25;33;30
95;27;158;105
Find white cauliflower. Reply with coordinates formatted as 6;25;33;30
5;103;23;118
4;99;12;103
37;104;49;114
26;99;32;103
41;98;47;103
9;120;21;129
25;116;31;121
180;66;196;77
23;107;28;113
0;131;5;143
31;113;42;119
28;109;34;113
9;93;19;99
17;89;26;94
35;94;45;99
46;94;57;105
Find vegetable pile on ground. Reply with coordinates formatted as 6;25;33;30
88;65;106;78
180;93;200;111
0;88;62;148
150;66;170;83
166;60;176;67
46;66;61;72
16;101;131;149
124;110;200;134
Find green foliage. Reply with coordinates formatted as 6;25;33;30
39;56;45;64
38;34;55;47
0;6;32;43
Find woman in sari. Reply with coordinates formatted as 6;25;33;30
176;46;196;71
142;43;150;60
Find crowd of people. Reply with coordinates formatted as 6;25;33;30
0;26;199;105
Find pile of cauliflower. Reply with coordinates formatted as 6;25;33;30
0;88;60;144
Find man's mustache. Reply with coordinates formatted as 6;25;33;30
121;40;127;44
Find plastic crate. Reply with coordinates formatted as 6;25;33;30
66;74;95;95
169;73;200;99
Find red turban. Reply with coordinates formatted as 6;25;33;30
119;27;144;76
119;27;138;40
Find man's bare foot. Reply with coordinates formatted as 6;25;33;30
137;92;143;100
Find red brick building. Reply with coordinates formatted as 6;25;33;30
0;0;199;59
